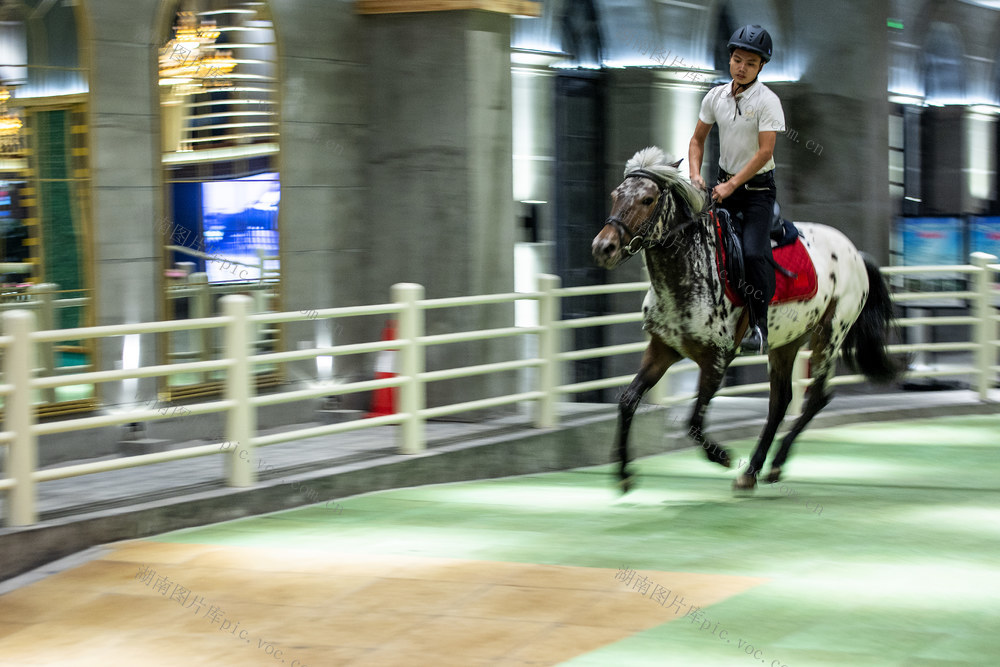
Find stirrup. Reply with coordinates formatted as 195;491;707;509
739;325;768;355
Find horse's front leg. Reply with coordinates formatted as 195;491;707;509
616;335;681;493
686;353;733;468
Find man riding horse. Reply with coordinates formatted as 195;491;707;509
689;24;783;355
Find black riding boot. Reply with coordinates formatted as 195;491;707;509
718;168;776;356
739;310;768;355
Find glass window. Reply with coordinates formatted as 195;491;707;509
158;1;280;397
0;1;94;413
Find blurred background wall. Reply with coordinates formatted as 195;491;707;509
0;0;996;416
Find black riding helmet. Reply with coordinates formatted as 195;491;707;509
728;24;773;63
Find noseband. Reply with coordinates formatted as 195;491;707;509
602;169;695;256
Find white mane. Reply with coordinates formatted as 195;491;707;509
624;146;707;215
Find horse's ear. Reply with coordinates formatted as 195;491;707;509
669;158;683;169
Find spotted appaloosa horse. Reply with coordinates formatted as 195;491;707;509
592;147;899;492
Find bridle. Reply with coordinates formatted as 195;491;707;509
602;169;698;256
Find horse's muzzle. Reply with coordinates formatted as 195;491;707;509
592;233;621;268
593;218;627;268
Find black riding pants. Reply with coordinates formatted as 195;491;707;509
719;169;776;334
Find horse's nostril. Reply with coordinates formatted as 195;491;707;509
593;238;618;262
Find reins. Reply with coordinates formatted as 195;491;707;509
706;198;729;305
602;170;700;256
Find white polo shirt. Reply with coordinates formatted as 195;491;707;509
698;80;785;176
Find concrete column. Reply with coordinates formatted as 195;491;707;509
773;0;891;264
364;9;517;411
268;2;369;388
86;0;162;406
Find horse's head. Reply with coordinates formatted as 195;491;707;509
592;147;704;269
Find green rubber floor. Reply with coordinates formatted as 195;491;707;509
151;414;1000;666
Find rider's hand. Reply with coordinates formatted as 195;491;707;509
691;174;706;191
712;181;736;203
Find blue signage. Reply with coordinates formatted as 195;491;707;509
970;216;1000;260
898;217;964;266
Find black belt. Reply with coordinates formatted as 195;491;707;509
718;169;774;190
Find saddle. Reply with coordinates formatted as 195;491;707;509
711;203;818;306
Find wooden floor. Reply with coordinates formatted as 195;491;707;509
0;542;762;666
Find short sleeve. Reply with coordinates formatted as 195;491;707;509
698;89;717;125
757;94;785;133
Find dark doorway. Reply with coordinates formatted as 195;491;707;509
554;70;608;401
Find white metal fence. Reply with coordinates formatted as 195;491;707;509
1;253;998;527
0;283;93;404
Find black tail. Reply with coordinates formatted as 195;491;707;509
842;253;902;384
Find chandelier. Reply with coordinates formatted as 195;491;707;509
0;85;21;154
159;11;236;95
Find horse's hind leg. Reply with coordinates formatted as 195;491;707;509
765;315;842;484
765;370;832;484
616;336;681;492
734;342;800;490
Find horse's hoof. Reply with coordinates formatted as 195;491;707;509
733;473;757;492
764;467;781;484
705;442;732;468
618;476;635;495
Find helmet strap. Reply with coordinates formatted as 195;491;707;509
732;78;757;98
731;61;763;95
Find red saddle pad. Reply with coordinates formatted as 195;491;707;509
724;237;818;306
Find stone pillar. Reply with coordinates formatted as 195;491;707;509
361;4;529;412
773;0;891;263
86;0;162;406
268;2;369;388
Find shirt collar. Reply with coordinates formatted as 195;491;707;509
725;80;761;101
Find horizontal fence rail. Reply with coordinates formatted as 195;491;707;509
1;254;998;526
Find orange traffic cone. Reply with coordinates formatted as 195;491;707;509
366;320;398;418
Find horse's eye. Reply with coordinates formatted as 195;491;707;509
642;197;655;206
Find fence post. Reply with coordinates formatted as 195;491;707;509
189;272;210;382
256;248;267;282
251;287;267;348
222;295;256;486
971;252;997;401
393;283;425;454
4;309;38;526
535;274;560;428
27;283;57;404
